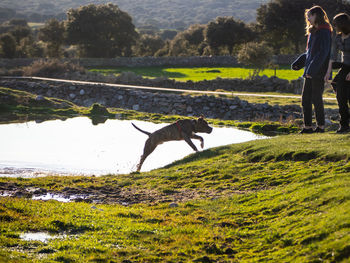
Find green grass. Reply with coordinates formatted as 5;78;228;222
1;133;350;262
89;66;304;82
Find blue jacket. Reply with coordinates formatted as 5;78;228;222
304;26;332;78
292;25;332;79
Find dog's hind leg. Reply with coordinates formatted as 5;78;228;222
136;139;158;172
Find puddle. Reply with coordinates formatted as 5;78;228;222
32;193;72;203
20;232;65;242
0;117;266;176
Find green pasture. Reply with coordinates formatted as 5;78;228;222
89;66;304;82
1;134;350;262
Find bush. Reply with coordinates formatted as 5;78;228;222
237;41;273;78
89;103;110;116
22;59;86;77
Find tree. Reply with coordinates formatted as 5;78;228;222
65;3;138;57
9;25;31;44
133;34;164;56
237;41;273;78
205;17;253;55
257;0;350;54
167;24;207;56
0;33;16;58
9;19;28;27
38;19;65;57
160;30;178;41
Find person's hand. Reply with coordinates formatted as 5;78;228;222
324;72;331;82
346;72;350;81
306;74;312;79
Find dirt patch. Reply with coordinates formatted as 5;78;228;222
0;182;247;205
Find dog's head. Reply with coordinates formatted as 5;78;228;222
194;116;213;134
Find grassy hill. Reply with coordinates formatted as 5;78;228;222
0;133;350;262
0;0;269;28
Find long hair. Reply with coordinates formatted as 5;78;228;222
333;13;350;35
305;5;332;35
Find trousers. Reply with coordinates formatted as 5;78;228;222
301;78;325;127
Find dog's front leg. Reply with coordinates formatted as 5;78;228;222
191;134;204;148
183;134;198;152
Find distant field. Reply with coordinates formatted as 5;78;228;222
28;22;45;30
89;66;304;82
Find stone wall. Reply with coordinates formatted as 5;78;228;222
0;55;298;69
0;79;304;122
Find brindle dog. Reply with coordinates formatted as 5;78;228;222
132;117;213;171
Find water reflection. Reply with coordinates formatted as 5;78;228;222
0;117;266;176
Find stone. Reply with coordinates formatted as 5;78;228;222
79;89;85;95
69;93;76;99
35;95;45;101
69;86;76;91
186;106;193;112
133;104;140;111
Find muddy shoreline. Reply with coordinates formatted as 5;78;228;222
0;181;251;206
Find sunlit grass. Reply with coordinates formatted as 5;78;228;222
89;65;304;81
1;133;350;262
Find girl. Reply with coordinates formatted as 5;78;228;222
325;13;350;133
292;6;332;133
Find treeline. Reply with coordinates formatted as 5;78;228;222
0;0;267;27
0;0;350;60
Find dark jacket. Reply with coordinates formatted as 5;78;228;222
291;25;332;79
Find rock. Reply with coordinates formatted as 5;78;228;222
169;203;179;208
132;104;140;111
69;86;76;91
79;89;85;95
186;106;193;112
35;95;45;101
69;93;76;99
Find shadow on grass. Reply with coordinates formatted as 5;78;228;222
163;146;231;168
89;67;188;79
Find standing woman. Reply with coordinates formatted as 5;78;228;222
325;13;350;133
292;6;332;133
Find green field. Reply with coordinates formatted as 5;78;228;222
89;66;304;82
1;133;350;262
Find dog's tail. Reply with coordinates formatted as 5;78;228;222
132;123;151;136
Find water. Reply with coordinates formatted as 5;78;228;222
0;117;265;176
20;232;65;242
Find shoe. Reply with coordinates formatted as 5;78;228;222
313;127;325;133
336;126;350;134
299;128;314;134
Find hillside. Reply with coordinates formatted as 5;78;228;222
0;0;269;28
1;133;350;261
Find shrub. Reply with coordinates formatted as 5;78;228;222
237;41;273;78
22;59;86;77
89;103;110;116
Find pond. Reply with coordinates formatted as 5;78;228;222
0;117;266;177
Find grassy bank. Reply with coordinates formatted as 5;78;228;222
89;66;303;82
1;133;350;262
